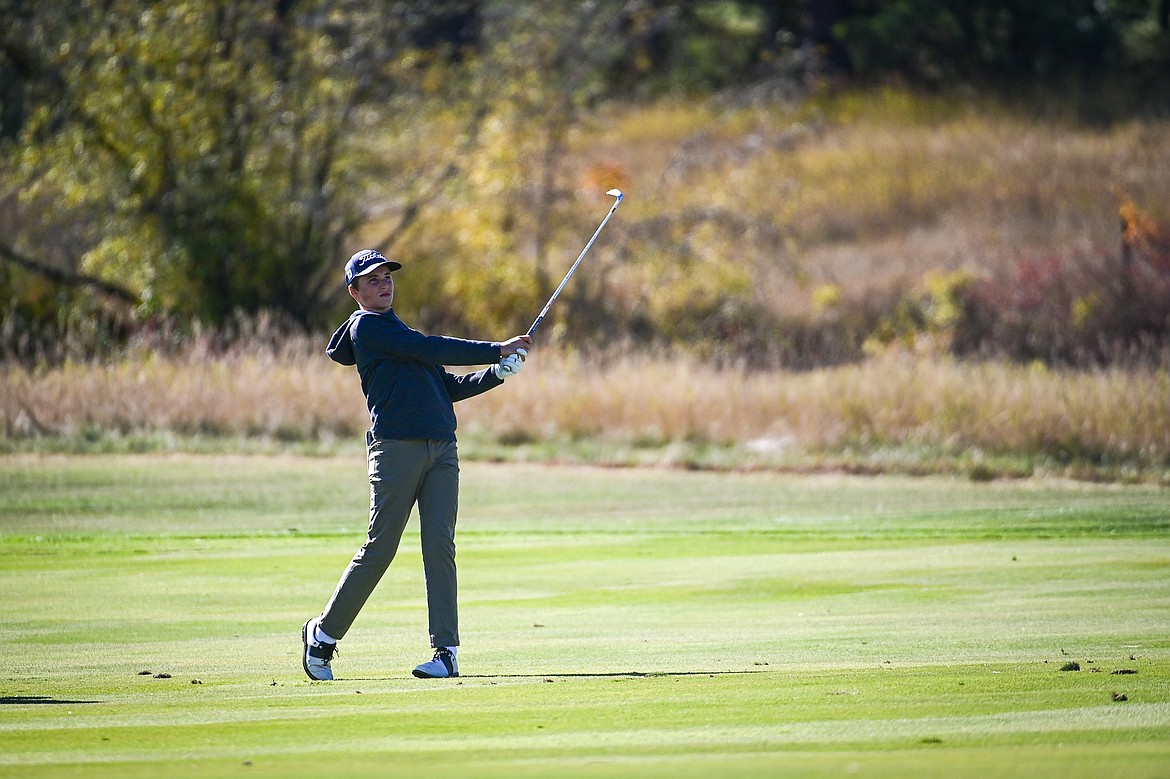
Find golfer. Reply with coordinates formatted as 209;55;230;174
302;249;531;680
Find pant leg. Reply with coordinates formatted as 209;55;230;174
318;437;428;640
416;440;461;648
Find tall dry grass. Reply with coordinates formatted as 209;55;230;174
1;340;352;442
465;350;1169;463
3;343;1167;482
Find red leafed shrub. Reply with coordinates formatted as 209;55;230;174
953;199;1170;365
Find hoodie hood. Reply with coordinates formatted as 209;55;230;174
325;311;361;366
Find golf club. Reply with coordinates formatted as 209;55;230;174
526;188;624;339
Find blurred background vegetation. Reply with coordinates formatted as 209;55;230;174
2;0;1169;367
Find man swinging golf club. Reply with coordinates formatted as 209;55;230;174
304;192;622;680
302;249;531;680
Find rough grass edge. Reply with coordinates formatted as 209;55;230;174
2;430;1166;486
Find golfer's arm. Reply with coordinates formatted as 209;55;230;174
365;318;501;365
443;367;504;402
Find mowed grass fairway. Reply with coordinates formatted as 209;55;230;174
1;455;1168;778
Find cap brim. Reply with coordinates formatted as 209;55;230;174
353;259;402;279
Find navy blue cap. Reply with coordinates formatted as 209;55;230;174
344;249;402;287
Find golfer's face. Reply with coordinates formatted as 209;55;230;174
351;267;394;312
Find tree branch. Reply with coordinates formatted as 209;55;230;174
0;242;140;305
371;103;491;257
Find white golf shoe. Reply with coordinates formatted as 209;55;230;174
302;618;336;681
412;647;458;678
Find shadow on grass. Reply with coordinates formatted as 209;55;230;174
466;670;775;679
344;670;774;681
0;695;100;705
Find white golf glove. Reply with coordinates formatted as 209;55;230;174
493;353;524;380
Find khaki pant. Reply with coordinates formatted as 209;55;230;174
318;435;461;648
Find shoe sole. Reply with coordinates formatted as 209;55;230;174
302;619;331;681
412;669;459;679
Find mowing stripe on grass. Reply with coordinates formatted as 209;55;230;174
0;455;1166;778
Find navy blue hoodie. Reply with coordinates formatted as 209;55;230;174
326;309;503;441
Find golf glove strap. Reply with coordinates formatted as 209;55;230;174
494;354;523;379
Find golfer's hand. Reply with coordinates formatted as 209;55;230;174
493;353;524;380
499;335;532;359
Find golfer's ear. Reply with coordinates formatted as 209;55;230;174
347;283;360;303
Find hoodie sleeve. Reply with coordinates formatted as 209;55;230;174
442;365;504;403
352;310;501;366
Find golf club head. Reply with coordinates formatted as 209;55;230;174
606;188;624;203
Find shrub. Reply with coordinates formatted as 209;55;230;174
951;198;1170;366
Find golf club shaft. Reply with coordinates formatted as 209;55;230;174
527;190;624;338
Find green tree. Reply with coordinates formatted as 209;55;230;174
3;0;479;331
390;1;633;339
830;0;1166;86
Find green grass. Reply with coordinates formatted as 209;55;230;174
1;455;1168;778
